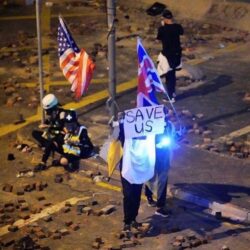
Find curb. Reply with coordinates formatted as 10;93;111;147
82;157;250;223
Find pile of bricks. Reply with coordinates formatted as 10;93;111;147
2;181;48;195
225;139;250;159
170;233;208;249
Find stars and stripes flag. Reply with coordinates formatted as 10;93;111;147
137;38;166;107
58;16;95;99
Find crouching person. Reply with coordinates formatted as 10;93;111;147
32;94;66;172
59;110;94;172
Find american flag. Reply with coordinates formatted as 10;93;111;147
137;38;166;107
58;16;95;99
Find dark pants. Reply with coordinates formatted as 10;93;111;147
32;130;64;164
165;69;176;99
121;175;143;225
145;181;167;208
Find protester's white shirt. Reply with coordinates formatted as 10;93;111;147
122;135;155;184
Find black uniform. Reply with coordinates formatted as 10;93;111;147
118;123;143;226
157;23;184;99
32;108;66;164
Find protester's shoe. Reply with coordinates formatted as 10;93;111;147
34;162;47;172
155;208;169;218
122;224;131;232
147;197;157;207
51;159;61;166
162;97;175;103
131;220;142;230
64;162;79;172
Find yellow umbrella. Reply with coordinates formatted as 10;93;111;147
107;139;123;177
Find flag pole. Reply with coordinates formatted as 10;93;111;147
36;0;45;124
107;0;117;120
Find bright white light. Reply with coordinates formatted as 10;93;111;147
156;136;171;148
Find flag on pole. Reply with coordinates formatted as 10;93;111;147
137;38;166;107
58;16;95;99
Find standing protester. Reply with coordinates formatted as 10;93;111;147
145;120;175;217
112;117;155;233
157;9;184;103
32;94;67;171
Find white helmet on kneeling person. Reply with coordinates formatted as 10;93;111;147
42;94;58;110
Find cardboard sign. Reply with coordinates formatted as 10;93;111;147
123;105;165;138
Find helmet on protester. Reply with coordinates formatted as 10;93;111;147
64;110;77;123
64;110;78;132
42;94;58;110
162;9;173;19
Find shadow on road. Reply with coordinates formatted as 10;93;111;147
177;74;233;100
174;183;250;205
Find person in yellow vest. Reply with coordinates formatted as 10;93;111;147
57;110;94;172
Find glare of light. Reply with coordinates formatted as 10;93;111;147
156;136;171;148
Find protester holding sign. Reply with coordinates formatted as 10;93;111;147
112;105;166;233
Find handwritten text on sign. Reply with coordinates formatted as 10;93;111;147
124;105;165;138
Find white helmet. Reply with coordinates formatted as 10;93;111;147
42;94;58;110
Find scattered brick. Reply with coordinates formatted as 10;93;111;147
5;206;15;213
172;241;181;247
70;223;80;231
186;233;196;240
16;187;25;196
42;202;52;207
3;184;13;192
94;236;103;244
60;228;70;236
30;205;42;214
115;232;125;239
221;246;230;250
100;205;116;215
1;239;15;247
18;213;30;220
36;231;46;239
120;241;135;248
8;225;19;232
37;196;46;201
20;203;29;211
54;175;63;183
5;217;15;224
52;233;61;240
82;206;92;215
85;170;94;178
64;220;73;227
182;242;191;248
92;210;103;216
110;245;121;250
36;181;44;191
65;201;72;207
92;242;100;249
176;235;185;242
41;181;48;188
4;202;14;208
23;184;34;192
43;215;52;222
62;207;70;213
90;200;98;206
0;207;4;213
17;198;26;204
7;153;15;161
201;237;208;244
191;239;202;247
